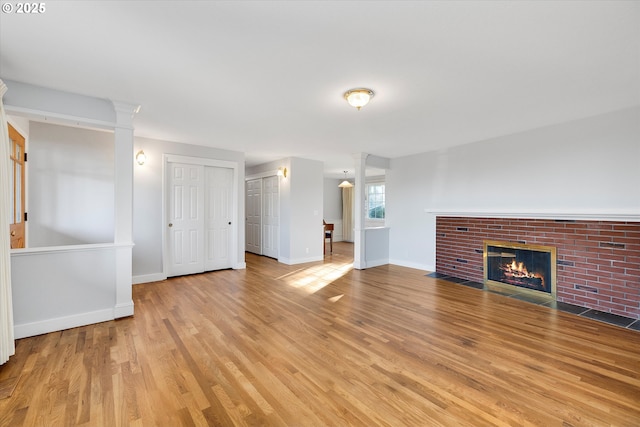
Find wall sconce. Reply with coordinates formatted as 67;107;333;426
135;150;147;165
277;167;288;178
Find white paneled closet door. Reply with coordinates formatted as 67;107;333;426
245;179;262;254
168;162;205;277
167;162;234;277
204;166;233;271
262;175;279;259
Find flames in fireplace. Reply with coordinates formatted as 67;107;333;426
484;240;556;296
499;260;545;290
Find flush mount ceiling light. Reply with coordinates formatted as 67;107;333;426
344;88;375;110
338;171;353;188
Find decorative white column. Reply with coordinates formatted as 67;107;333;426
353;153;368;269
0;79;15;364
112;101;140;318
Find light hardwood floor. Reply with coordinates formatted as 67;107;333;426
1;242;639;426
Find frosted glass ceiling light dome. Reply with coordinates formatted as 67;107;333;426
344;88;374;110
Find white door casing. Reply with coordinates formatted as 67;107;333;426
262;175;279;259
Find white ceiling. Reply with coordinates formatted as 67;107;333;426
1;1;638;178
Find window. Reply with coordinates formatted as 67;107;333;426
366;183;385;220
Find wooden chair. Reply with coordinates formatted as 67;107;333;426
323;220;334;254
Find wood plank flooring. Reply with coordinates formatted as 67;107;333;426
1;242;639;426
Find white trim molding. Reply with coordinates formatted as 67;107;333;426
389;259;433;272
133;273;167;285
11;242;134;256
279;255;324;265
245;170;279;181
14;308;114;340
426;208;640;222
4;105;116;130
114;302;134;319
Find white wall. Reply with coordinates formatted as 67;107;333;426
28;122;115;247
7;115;29;138
132;136;245;281
289;157;324;263
12;245;117;338
323;178;342;219
388;107;640;271
364;227;389;267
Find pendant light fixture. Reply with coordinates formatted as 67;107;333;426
338;171;353;188
344;88;375;110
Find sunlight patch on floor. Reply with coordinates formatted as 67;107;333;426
328;294;344;303
279;262;353;294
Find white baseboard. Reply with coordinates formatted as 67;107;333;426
114;301;134;318
364;258;389;269
234;262;247;269
14;308;115;339
279;255;324;265
389;259;433;272
132;273;167;284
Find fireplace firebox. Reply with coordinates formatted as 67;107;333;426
483;240;556;299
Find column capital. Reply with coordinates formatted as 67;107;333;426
352;152;369;161
111;101;140;128
0;79;8;99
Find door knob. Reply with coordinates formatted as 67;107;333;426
10;230;16;236
228;222;232;225
168;223;173;227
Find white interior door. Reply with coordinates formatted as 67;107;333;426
262;175;279;259
168;163;204;276
245;178;262;254
205;167;233;270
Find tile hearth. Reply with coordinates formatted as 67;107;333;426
426;272;640;331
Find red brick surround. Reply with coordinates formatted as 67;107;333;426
436;217;640;320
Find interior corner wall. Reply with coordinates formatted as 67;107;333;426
387;107;640;271
132;136;245;281
288;157;324;263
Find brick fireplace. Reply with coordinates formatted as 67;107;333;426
435;217;640;320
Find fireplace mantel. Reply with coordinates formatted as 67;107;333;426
426;209;640;222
